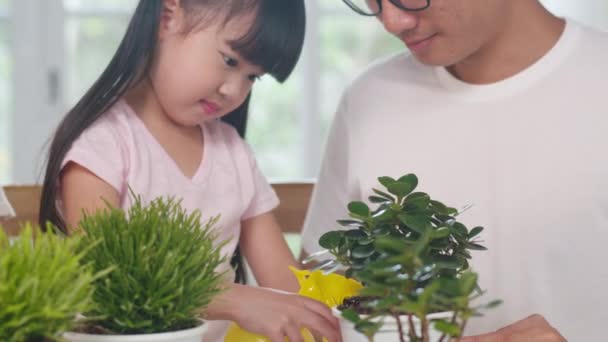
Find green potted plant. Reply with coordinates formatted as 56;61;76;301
0;224;96;342
63;196;227;342
315;174;501;342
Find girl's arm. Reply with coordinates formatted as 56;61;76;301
61;162;120;229
239;211;300;292
62;165;340;341
205;282;341;342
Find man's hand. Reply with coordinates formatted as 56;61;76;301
460;314;566;342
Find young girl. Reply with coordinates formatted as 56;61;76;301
39;1;341;341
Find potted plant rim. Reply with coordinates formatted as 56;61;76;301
63;195;227;342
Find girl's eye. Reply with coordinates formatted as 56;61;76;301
223;54;238;68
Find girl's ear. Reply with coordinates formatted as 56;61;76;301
159;0;183;39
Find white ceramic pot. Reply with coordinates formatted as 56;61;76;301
63;322;207;342
335;309;454;342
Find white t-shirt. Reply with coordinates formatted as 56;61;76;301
302;19;608;340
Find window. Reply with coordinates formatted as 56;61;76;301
64;1;137;105
1;1;608;184
0;0;10;183
249;2;402;180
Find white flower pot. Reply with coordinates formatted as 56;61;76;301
63;322;207;342
334;308;454;342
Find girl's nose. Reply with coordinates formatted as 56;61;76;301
218;77;248;100
379;0;419;35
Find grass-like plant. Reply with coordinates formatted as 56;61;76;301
75;195;228;334
0;224;96;341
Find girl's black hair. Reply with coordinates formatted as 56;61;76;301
39;0;306;284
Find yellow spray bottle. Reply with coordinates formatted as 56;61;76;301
224;266;362;342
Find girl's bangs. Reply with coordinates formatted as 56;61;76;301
228;0;306;82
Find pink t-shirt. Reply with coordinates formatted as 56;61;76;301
61;99;279;341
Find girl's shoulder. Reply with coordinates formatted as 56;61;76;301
77;99;142;151
84;99;135;137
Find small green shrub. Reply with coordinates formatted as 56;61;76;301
0;224;95;341
76;196;227;334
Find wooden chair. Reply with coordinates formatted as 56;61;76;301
0;182;314;237
271;181;314;234
0;185;42;237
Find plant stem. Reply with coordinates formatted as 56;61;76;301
438;311;458;342
408;314;419;341
459;319;469;339
421;318;429;342
396;314;406;342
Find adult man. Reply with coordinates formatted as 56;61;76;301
301;0;608;340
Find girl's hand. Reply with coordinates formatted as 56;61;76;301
207;284;341;342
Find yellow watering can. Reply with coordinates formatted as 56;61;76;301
224;266;363;342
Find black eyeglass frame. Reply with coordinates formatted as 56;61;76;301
342;0;431;16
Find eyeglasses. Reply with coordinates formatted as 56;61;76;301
342;0;431;16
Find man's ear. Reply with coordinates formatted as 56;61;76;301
159;0;183;39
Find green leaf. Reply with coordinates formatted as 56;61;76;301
357;236;374;245
430;200;451;215
355;320;383;338
398;301;422;315
430;239;450;250
371;226;391;236
359;286;387;297
337;219;363;228
484;299;503;309
468;226;484;239
437;277;462;297
374;237;409;254
375;296;401;309
431;227;450;239
351;244;375;259
434;319;461;336
398;173;419;188
369;196;389;203
466;243;488;251
372;188;395;201
378;176;397;188
345;229;367;241
388;182;416;197
418;281;441;304
372;208;393;222
341;308;360;323
404;192;431;209
446;207;459;215
460;272;478;295
398;214;431;234
434;255;464;270
348;201;370;217
435;214;455;223
319;231;344;250
450;222;469;238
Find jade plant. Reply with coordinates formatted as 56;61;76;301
73;196;227;334
317;174;501;341
0;224;96;341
